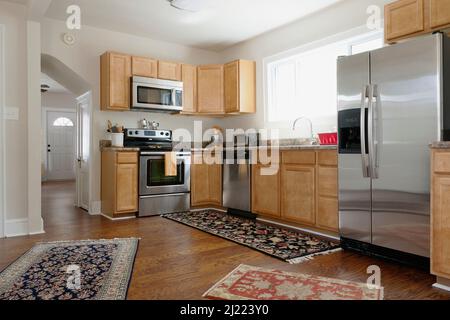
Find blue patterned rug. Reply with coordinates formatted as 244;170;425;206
0;238;139;300
163;210;340;263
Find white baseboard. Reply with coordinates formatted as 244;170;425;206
100;213;136;221
89;201;101;215
432;283;450;292
29;217;45;235
5;218;29;237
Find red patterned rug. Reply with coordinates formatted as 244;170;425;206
204;264;383;300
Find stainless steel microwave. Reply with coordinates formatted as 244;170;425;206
132;76;183;113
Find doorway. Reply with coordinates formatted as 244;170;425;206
45;110;76;181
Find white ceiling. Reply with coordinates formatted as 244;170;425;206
44;0;342;51
41;73;70;93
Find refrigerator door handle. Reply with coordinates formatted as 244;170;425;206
371;84;381;179
361;85;370;178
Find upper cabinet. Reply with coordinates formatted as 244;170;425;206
132;56;158;78
385;0;450;43
224;60;256;114
158;60;182;81
197;64;224;114
101;52;132;111
181;64;197;113
100;51;257;116
429;0;450;29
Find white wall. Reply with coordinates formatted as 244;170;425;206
0;2;29;225
40;17;225;213
42;91;77;110
219;0;391;138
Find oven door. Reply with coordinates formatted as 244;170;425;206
132;78;183;112
139;152;191;196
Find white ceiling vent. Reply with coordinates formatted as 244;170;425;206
168;0;207;12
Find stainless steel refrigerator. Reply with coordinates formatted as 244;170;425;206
337;33;450;262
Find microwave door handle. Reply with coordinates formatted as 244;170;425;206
171;89;176;106
361;85;370;178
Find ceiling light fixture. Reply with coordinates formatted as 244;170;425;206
168;0;205;12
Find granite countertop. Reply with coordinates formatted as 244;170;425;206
99;140;140;152
430;141;450;149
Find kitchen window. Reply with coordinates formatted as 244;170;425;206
266;31;384;124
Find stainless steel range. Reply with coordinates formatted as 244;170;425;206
124;129;191;217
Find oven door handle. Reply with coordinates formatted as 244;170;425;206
140;151;191;157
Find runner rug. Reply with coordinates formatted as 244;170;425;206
0;238;139;300
163;210;340;264
204;264;383;300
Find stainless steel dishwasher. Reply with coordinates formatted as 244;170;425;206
223;148;252;216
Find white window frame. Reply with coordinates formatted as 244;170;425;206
263;25;384;128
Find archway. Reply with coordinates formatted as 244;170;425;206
41;54;93;214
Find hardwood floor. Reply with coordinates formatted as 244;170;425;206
0;181;449;300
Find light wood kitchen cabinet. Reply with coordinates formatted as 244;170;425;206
431;149;450;282
281;164;316;225
197;64;224;114
100;52;132;111
132;56;158;78
429;0;450;29
385;0;450;43
316;150;339;231
158;60;182;81
181;64;197;113
251;149;339;233
191;153;222;206
101;150;138;217
252;164;280;218
224;60;256;114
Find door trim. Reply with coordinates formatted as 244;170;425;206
42;107;76;182
76;91;93;213
0;25;5;238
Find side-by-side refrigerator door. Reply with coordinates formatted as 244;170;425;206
370;34;441;257
337;53;372;243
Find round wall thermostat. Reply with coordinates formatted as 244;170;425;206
62;33;76;46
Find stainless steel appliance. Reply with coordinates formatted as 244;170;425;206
223;133;259;217
132;76;183;113
124;129;191;217
337;33;450;264
223;149;251;215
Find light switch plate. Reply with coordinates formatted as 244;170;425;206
3;107;19;120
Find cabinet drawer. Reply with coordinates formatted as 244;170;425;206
116;152;138;164
433;151;450;173
282;151;316;165
318;150;338;166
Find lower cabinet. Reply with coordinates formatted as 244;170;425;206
252;164;280;218
191;153;222;206
431;149;450;282
281;165;315;225
251;149;339;233
101;150;139;217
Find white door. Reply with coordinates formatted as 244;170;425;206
76;94;90;210
46;111;76;181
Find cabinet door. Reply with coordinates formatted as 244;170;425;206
281;165;315;225
385;0;424;41
429;0;450;29
208;164;223;205
224;61;239;113
132;56;157;78
101;52;131;110
158;60;182;81
197;64;224;113
317;166;338;231
181;64;197;113
431;175;450;278
252;165;280;217
116;163;138;212
191;154;210;206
